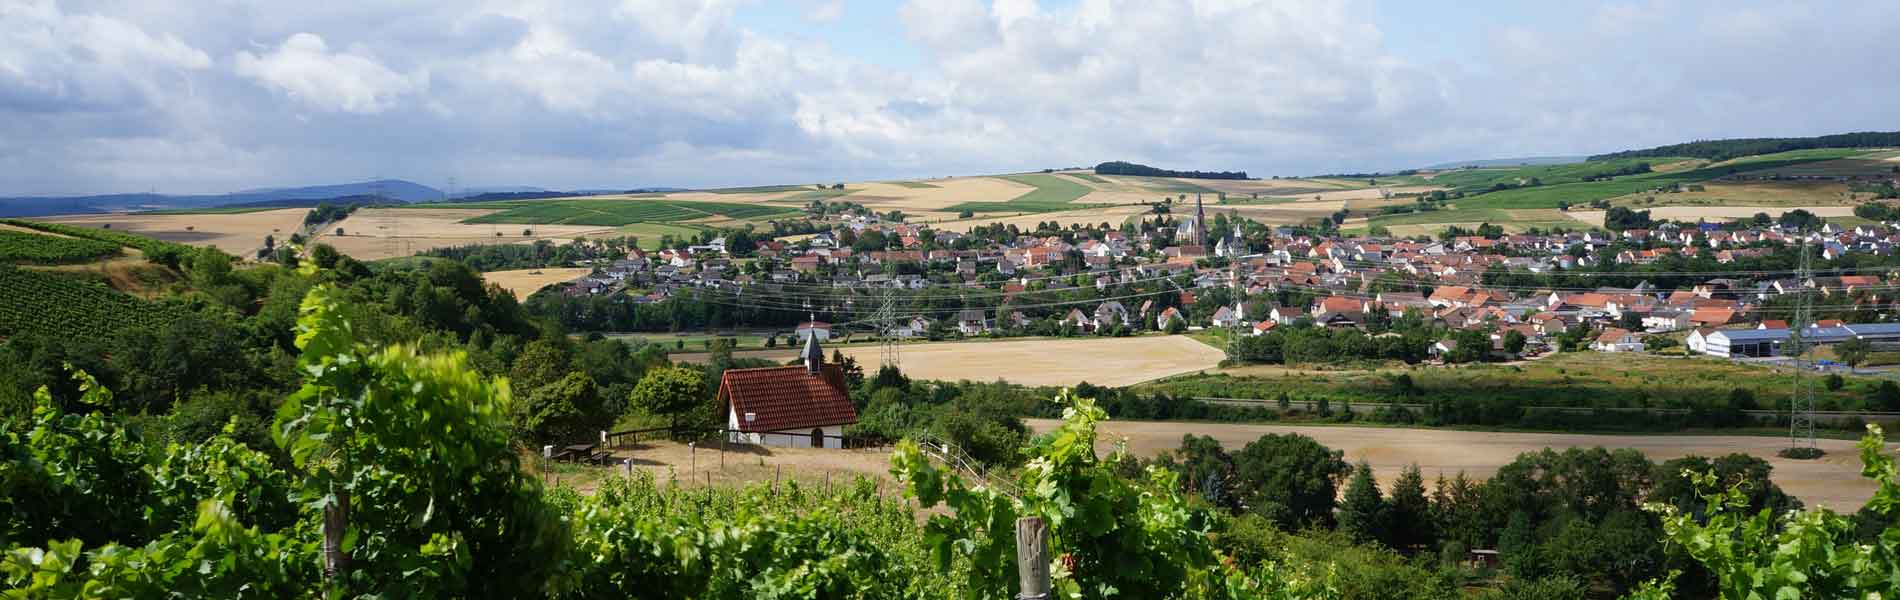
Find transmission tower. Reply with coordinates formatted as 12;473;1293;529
1789;237;1817;451
1227;260;1243;360
876;287;900;368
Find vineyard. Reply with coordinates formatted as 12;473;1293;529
0;218;194;256
0;229;121;264
457;199;798;226
0;266;183;339
6;280;1900;598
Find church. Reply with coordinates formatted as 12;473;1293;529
716;333;859;449
1174;193;1208;246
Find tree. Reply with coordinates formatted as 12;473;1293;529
629;366;708;428
1231;433;1351;529
1824;373;1845;391
1164;315;1187;334
1502;329;1527;355
1388;463;1433;551
1162;434;1237;509
1497;510;1539;578
516;372;608;444
1337;461;1390;546
1835;336;1872;369
1873;380;1900;412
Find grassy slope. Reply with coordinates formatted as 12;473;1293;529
1366;149;1877;231
945;174;1100;214
888;181;942;189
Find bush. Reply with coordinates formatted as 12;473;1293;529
1777;446;1826;460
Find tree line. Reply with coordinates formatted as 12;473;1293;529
1589;131;1900;161
1095;161;1249;180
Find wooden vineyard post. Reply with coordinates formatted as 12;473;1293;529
1015;517;1051;600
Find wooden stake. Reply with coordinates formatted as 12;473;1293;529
1015;517;1051;600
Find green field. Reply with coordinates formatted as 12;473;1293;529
0;219;195;256
1362;149;1882;233
0;265;184;339
1145;350;1883;414
1065;173;1110;185
0;229;124;264
458;199;797;226
944;174;1094;214
615;222;707;249
1452;149;1862;210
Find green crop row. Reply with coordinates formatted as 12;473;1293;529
0;230;123;264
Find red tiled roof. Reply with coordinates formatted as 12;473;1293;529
719;365;857;433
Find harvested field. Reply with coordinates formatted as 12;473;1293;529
670;336;1225;387
1566;205;1855;227
844;336;1223;387
309;208;618;260
483;267;591;301
1030;419;1881;510
42;208;308;257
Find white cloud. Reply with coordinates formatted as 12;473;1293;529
3;0;1900;196
808;0;844;24
0;0;211;111
234;32;424;114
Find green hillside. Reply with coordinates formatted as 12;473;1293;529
0;230;123;265
0;266;184;339
945;173;1097;214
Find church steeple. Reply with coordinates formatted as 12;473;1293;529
803;312;824;375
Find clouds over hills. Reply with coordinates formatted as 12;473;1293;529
2;0;1897;196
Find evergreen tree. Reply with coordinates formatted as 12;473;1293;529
1337;460;1389;546
1498;510;1539;578
1388;463;1433;551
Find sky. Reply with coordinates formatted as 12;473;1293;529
3;0;1899;196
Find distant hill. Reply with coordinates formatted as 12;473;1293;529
1423;156;1587;170
0;179;444;217
1590;131;1900;162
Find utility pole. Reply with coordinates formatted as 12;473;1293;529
1789;237;1817;452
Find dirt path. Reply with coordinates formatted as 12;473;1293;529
1028;419;1880;510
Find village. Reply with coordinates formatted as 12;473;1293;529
543;193;1900;369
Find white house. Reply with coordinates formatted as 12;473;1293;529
1592;328;1645;352
719;336;858;449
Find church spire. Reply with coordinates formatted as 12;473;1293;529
803;312;824;375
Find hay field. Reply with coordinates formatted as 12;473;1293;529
1032;419;1880;510
310;208;619;260
43;208;308;256
1566;205;1856;227
831;336;1225;387
483;267;591;301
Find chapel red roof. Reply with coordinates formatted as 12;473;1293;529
719;365;857;433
